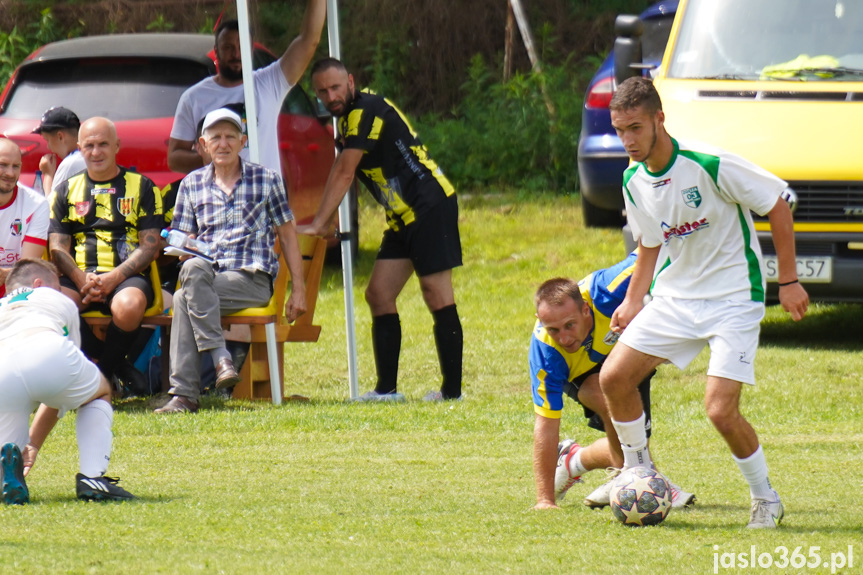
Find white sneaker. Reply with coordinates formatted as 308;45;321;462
583;468;621;509
747;496;784;529
553;441;583;501
352;390;406;403
669;482;697;509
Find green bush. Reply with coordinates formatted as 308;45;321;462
0;8;70;87
417;53;598;194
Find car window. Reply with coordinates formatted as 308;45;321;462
252;48;276;70
642;14;675;63
281;85;317;117
2;58;210;120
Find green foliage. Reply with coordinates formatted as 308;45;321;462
145;14;175;32
0;8;69;88
418;54;595;193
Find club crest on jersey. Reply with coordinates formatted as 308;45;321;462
75;201;91;216
117;197;134;217
603;330;620;346
682;186;701;208
10;219;22;236
652;178;671;188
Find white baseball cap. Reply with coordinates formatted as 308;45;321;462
201;108;243;133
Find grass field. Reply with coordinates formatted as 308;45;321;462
3;193;862;574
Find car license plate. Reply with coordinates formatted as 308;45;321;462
763;256;832;283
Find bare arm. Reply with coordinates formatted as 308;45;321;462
298;148;362;236
21;242;46;261
767;197;808;321
50;232;87;289
167;137;204;174
279;0;327;86
610;242;660;333
275;221;307;323
533;414;561;510
23;404;60;477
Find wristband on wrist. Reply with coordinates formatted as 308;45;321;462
778;279;799;287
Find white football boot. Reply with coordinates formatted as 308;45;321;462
669;481;697;509
583;468;621;509
553;441;583;501
747;493;784;528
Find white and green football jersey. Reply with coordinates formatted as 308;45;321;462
623;138;786;302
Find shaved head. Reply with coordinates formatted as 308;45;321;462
78;117;121;180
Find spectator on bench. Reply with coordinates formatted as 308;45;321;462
155;108;306;414
48;117;162;393
0;138;48;298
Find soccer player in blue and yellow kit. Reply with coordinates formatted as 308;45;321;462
530;253;694;510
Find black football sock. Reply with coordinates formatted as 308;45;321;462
433;304;463;399
99;321;138;378
371;313;401;394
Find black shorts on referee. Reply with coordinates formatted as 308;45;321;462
377;194;462;277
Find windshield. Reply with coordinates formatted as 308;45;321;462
3;58;210;120
668;0;863;80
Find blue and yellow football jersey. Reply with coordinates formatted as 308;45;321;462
530;253;637;419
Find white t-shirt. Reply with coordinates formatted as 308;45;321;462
0;185;49;270
623;138;785;302
0;286;81;348
170;60;291;173
52;150;87;193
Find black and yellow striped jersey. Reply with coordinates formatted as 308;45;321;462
339;89;455;230
49;168;163;273
157;178;183;226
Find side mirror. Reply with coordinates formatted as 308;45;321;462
613;14;644;86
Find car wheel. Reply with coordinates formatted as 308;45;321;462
581;195;625;228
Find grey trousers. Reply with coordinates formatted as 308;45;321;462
168;258;272;399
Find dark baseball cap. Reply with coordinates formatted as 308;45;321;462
32;107;81;134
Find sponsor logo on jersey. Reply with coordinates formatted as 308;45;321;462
662;217;709;242
75;201;91;216
10;219;22;236
117;197;134;217
91;187;117;195
603;330;620;346
652;178;671;188
682;186;702;208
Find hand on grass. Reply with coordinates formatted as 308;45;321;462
22;443;39;477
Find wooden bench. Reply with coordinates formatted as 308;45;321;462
83;235;326;404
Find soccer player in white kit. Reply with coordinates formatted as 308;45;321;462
600;78;809;529
0;259;134;504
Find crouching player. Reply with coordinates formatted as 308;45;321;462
0;259;134;504
530;252;693;510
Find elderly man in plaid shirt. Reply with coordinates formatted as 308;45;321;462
155;108;307;414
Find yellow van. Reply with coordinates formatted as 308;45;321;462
617;0;863;302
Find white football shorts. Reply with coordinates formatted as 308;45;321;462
619;296;764;385
0;331;102;448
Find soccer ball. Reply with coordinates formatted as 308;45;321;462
609;466;673;526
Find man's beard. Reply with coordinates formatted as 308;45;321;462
220;64;243;82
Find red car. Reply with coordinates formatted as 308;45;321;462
0;33;335;226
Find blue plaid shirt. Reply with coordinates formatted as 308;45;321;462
172;158;294;277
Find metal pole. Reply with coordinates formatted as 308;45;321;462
236;0;261;164
326;0;360;400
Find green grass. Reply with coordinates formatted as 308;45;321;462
3;192;862;574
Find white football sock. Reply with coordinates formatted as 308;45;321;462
613;413;652;468
76;399;113;478
733;445;776;501
568;447;588;477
